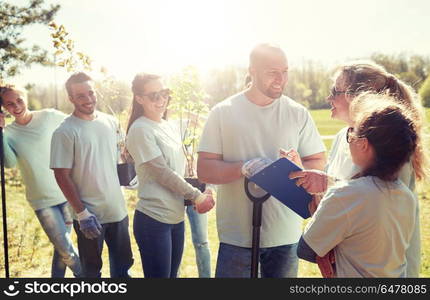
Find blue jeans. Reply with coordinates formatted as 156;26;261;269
215;242;299;278
186;205;211;277
133;210;184;278
35;202;82;277
73;216;134;278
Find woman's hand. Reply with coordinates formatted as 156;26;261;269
279;148;303;168
308;194;322;216
316;250;336;278
194;188;215;214
289;169;329;194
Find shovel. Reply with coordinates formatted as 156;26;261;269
244;177;270;278
0;105;9;278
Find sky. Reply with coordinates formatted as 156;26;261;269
7;0;430;87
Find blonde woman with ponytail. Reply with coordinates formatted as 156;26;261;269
287;61;429;277
297;94;421;277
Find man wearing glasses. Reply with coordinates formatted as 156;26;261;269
197;44;326;278
50;72;133;278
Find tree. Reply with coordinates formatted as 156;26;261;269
95;72;132;117
419;74;430;108
204;66;247;107
0;0;60;80
285;61;332;109
168;66;210;177
24;83;42;110
49;22;92;72
371;53;430;90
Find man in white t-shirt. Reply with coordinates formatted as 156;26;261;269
50;72;133;278
197;44;326;277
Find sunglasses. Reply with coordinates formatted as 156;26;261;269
346;127;355;143
142;88;171;103
346;126;368;143
328;86;358;99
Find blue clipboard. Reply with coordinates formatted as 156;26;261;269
249;158;312;219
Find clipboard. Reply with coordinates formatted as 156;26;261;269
249;158;312;219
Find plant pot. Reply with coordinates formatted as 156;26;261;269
117;162;136;186
184;177;206;206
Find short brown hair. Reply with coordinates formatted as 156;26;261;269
65;72;93;97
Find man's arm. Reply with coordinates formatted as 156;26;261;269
297;236;317;263
52;168;85;214
302;152;326;171
197;152;244;184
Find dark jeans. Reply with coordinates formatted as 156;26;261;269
215;242;299;278
73;216;134;278
133;210;185;278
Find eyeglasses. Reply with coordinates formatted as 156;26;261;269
142;88;171;102
346;127;354;143
328;87;353;99
346;126;367;143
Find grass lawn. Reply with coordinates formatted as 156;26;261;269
0;109;428;278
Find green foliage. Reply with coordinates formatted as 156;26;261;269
371;53;430;90
24;83;42;110
419;74;430;108
168;66;210;177
204;66;247;106
285;61;332;109
0;0;60;79
95;72;132;116
49;22;92;72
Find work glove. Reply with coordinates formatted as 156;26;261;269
241;157;273;178
77;208;102;239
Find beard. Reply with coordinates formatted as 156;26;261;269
263;88;283;99
255;79;285;99
77;103;95;115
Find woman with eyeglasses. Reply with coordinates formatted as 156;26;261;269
0;85;82;277
125;73;215;278
296;94;423;277
285;61;429;277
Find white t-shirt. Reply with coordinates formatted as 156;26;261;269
126;116;186;224
326;127;420;277
198;92;326;247
303;176;417;277
326;127;360;179
50;111;127;224
3;109;67;210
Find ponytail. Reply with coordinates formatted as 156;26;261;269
337;61;430;182
126;95;145;133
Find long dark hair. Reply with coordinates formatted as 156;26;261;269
126;73;163;133
351;94;418;181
